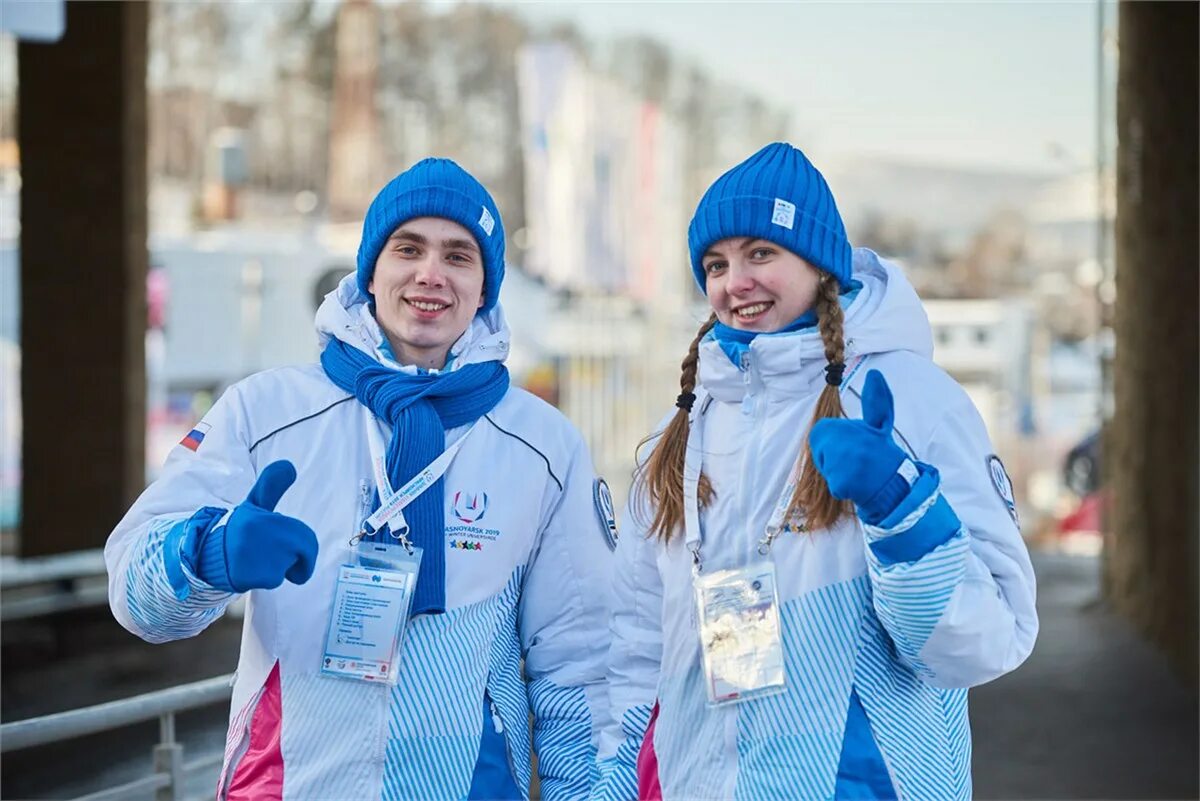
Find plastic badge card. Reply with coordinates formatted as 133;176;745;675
321;543;421;685
694;561;787;705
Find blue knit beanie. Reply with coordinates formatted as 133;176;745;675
688;142;852;292
357;158;506;313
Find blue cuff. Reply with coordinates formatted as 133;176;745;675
161;518;193;601
866;464;962;566
179;506;234;593
856;471;913;525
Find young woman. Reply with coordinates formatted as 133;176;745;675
592;142;1038;801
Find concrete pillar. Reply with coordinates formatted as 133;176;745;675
1104;0;1199;682
18;1;148;556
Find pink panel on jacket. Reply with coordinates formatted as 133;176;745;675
637;701;663;801
226;662;284;801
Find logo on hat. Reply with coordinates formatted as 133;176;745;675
478;206;496;237
771;198;796;230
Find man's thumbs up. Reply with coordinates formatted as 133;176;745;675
188;460;320;593
245;460;298;512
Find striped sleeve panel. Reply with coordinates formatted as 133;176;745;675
854;612;972;801
590;703;653;801
863;491;970;680
529;678;597;801
124;516;234;643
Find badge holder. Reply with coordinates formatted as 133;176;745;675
320;540;421;685
693;561;787;706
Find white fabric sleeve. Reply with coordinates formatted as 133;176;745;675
104;384;254;643
520;432;618;801
865;394;1038;689
590;482;663;801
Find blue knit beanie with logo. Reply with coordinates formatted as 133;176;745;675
357;158;505;314
688;142;852;292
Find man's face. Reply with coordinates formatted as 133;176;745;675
369;216;485;369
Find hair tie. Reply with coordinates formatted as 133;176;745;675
676;392;696;411
824;362;845;387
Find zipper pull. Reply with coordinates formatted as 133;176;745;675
358;480;373;522
489;699;504;733
741;352;754;413
350;480;372;546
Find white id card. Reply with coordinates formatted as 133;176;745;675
693;561;787;705
321;544;421;685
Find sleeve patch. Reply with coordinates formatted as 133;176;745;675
593;478;619;551
986;454;1019;526
179;421;212;452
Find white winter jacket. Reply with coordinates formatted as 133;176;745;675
592;250;1038;801
106;275;615;801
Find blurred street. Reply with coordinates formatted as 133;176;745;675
972;553;1198;800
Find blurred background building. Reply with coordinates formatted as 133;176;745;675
0;0;1119;518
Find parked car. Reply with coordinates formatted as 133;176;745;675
1063;429;1101;497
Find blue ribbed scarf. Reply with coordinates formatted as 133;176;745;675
320;337;510;616
711;309;818;366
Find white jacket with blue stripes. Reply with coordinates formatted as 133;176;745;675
592;250;1038;801
105;275;615;801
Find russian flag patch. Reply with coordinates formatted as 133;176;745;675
180;422;211;452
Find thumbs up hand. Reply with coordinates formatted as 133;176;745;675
187;460;320;593
809;370;914;524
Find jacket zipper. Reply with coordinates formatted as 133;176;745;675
739;351;762;557
488;689;520;792
358;479;372;530
363;476;392;772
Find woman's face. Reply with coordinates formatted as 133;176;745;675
702;238;822;331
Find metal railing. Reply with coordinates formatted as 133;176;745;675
0;548;247;622
0;549;110;621
1;673;234;801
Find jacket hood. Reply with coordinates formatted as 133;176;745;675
314;272;511;373
698;248;932;401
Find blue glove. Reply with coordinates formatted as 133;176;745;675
183;460;319;593
809;370;914;524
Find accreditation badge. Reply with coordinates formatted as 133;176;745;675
693;561;787;705
321;542;422;685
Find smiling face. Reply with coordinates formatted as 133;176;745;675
369;216;485;369
701;237;822;332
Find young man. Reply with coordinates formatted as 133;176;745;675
106;158;616;801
